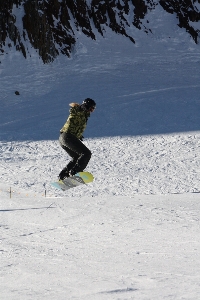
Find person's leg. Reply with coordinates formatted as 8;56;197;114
59;132;91;175
60;143;79;171
71;148;91;174
59;134;79;179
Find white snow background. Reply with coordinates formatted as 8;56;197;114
1;5;200;299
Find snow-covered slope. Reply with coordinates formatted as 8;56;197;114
1;6;200;300
1;29;200;196
1;193;200;300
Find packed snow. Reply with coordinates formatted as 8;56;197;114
1;9;200;300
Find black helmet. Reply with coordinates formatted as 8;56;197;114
82;98;96;111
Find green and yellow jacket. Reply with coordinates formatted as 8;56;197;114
60;103;90;139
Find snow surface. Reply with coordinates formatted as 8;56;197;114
1;10;200;300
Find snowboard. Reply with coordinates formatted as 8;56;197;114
51;171;94;191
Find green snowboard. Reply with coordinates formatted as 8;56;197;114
51;171;94;191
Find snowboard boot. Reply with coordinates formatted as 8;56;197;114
70;165;83;176
70;168;77;176
58;168;70;180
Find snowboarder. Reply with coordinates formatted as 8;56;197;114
58;98;96;180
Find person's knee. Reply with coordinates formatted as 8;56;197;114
87;149;92;159
84;148;91;160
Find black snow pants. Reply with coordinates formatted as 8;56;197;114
59;132;91;173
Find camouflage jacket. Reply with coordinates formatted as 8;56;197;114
60;103;90;139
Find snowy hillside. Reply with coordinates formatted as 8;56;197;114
1;26;200;196
1;5;200;300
